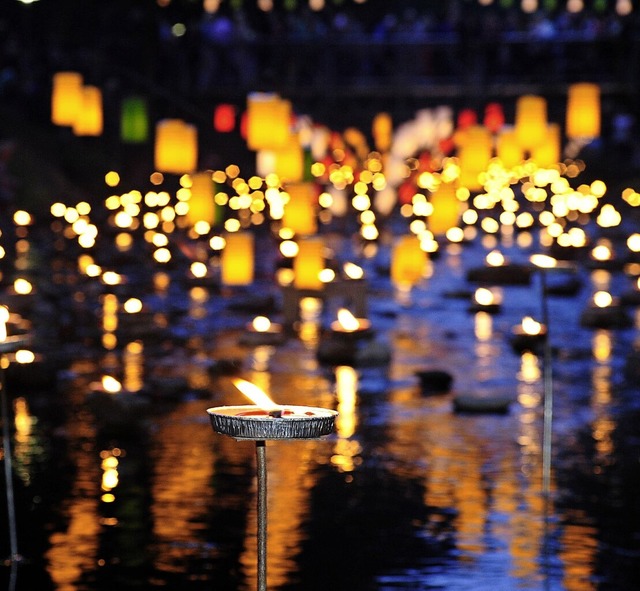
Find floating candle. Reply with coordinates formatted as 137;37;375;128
239;316;286;346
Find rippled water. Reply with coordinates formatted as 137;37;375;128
1;230;640;591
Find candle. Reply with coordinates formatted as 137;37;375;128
329;308;372;337
510;316;547;354
239;316;285;346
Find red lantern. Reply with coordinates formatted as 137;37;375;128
483;103;505;134
457;109;477;129
214;104;236;133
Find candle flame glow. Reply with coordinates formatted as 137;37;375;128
102;375;123;393
486;250;505;267
232;378;280;410
337;308;361;331
593;291;613;308
521;316;542;335
251;316;272;332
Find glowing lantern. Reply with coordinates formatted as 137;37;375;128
530;123;561;167
51;71;83;126
246;93;292;151
214;103;236;133
457;125;492;191
274;134;304;182
483;102;505;134
566;83;600;140
372;112;393;152
72;85;103;136
120;96;149;143
154;119;198;174
186;172;216;226
283;182;317;235
515;95;547;151
457;108;477;129
221;232;254;286
496;127;523;168
293;237;324;290
429;181;460;236
390;235;427;288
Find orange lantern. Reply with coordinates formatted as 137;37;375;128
273;134;304;182
496;127;523;168
372;112;393;152
51;71;83;126
293;237;324;290
531;123;561;168
72;85;103;136
282;182;317;236
515;95;547;151
246;93;292;151
390;235;427;288
457;125;492;191
483;102;505;134
154;119;198;174
214;103;236;133
186;172;216;226
429;181;460;236
221;232;254;286
566;83;600;140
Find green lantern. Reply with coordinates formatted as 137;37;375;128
120;96;149;144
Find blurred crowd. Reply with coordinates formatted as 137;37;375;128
0;0;637;100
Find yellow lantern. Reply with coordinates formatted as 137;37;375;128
372;112;393;153
293;237;324;290
51;71;83;126
428;181;460;236
496;127;524;169
390;235;427;288
515;95;547;151
530;123;561;167
457;125;492;191
186;172;216;226
72;85;103;136
283;182;317;236
274;134;304;183
221;232;254;286
566;82;600;140
154;119;198;174
246;93;292;151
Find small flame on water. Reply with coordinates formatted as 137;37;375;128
251;316;271;332
232;378;280;410
521;316;542;335
337;308;360;332
102;375;122;393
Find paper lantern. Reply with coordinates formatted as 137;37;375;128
515;95;547;151
531;123;561;167
457;108;477;129
221;232;254;286
51;71;83;126
293;237;324;290
457;125;492;191
566;83;600;140
214;103;236;133
390;235;427;288
72;85;103;136
283;182;317;236
496;127;523;168
246;93;292;151
429;181;460;236
372;112;393;152
274;135;304;182
154;119;198;174
120;96;149;143
484;103;505;134
186;172;216;226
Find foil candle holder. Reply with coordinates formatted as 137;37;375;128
207;379;337;591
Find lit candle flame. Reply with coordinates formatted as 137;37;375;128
474;287;495;306
530;254;557;269
251;316;272;332
0;305;8;342
486;250;505;267
521;316;542;335
593;291;613;308
232;378;280;410
102;375;122;393
337;308;361;332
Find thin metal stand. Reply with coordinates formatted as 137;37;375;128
539;270;554;590
256;440;267;591
1;357;20;564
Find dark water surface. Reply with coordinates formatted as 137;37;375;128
1;228;640;591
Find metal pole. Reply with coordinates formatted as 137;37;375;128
540;270;553;590
1;357;20;563
256;440;267;591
